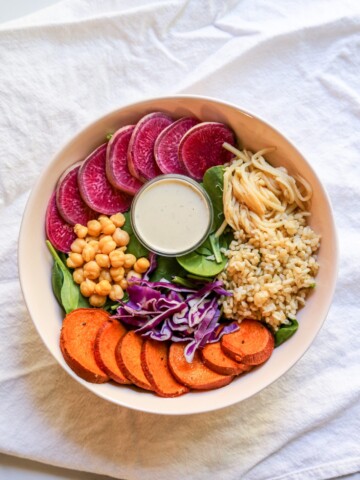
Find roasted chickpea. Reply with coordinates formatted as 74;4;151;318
119;278;128;290
83;261;100;280
110;266;125;283
98;215;110;226
110;213;125;228
70;238;86;254
87;240;99;253
98;235;112;250
102;221;116;235
89;294;106;307
87;219;102;237
82;244;96;263
80;278;96;297
99;269;112;282
134;257;150;274
101;239;117;255
67;252;84;268
95;280;112;296
123;253;136;269
109;284;124;301
126;270;142;281
109;249;125;268
112;228;130;247
73;268;85;284
74;224;88;239
95;253;110;268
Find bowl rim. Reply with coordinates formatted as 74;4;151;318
18;94;339;415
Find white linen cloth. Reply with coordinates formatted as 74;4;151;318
0;0;359;478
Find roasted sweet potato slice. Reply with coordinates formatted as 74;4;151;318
221;319;274;366
60;308;109;383
142;340;189;397
94;320;131;385
168;343;233;390
201;340;252;376
115;331;153;391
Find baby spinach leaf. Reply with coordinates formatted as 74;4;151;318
122;212;149;258
209;234;222;263
172;276;197;288
203;165;225;232
177;250;227;277
46;240;88;313
274;319;299;347
150;255;186;282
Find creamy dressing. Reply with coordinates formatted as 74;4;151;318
132;176;211;255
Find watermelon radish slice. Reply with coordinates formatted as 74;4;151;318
128;112;173;181
106;125;143;196
178;122;236;181
154;117;199;175
78;144;132;215
46;191;76;252
56;163;97;225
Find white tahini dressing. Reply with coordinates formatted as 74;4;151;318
132;176;211;255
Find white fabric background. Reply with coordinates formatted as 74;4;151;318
0;0;359;478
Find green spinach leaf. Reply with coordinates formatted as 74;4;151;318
46;240;88;313
176;250;227;277
203;165;225;232
274;319;299;347
122;212;149;258
150;255;186;282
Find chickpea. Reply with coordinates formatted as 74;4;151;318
109;284;124;301
109;249;125;268
95;280;112;296
67;252;84;268
134;257;150;274
119;278;128;290
110;266;125;283
86;236;99;243
98;215;110;226
70;238;86;254
74;224;88;239
73;268;85;284
99;269;112;282
110;213;125;228
83;261;100;280
80;278;96;297
123;253;137;269
95;253;110;268
89;294;106;307
126;270;142;281
82;244;96;263
87;240;99;253
102;221;116;235
112;228;130;247
101;239;117;255
87;219;102;237
99;235;112;250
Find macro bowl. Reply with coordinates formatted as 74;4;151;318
18;95;338;415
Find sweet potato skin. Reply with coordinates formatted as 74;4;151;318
201;340;252;376
60;308;109;384
141;340;189;398
221;319;274;366
169;343;234;390
115;331;153;391
94;320;131;385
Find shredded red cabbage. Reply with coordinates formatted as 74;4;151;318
112;278;237;362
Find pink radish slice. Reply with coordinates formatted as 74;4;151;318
178;122;236;181
46;191;76;252
56;164;97;225
128;112;173;181
154;117;199;175
78;144;132;215
106;125;143;196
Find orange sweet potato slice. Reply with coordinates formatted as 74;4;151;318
94;320;131;385
221;319;274;366
60;308;109;383
201;340;252;376
115;331;153;391
168;342;234;390
141;340;190;398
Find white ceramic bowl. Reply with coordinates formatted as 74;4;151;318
18;95;338;415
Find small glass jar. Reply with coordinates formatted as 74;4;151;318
131;174;213;257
